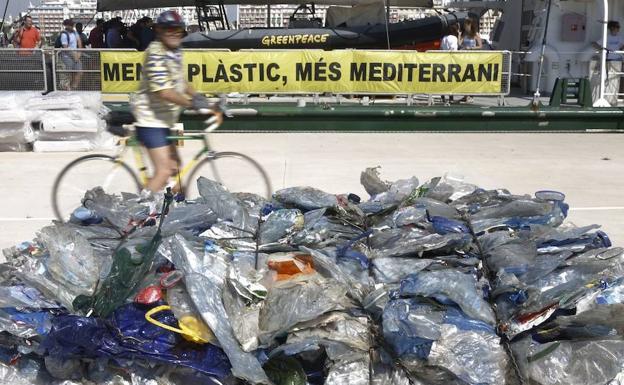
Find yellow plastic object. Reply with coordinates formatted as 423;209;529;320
144;305;215;344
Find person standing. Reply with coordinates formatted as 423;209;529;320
105;19;122;48
459;18;482;103
138;17;155;51
14;16;41;53
592;21;624;106
76;22;89;48
59;19;83;90
88;19;106;48
460;18;482;51
440;23;460;104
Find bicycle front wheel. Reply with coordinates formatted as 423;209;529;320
52;155;142;221
185;152;272;200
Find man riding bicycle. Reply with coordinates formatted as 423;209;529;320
130;10;222;198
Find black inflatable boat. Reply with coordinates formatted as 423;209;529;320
182;12;466;50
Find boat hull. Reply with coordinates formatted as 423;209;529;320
182;12;466;50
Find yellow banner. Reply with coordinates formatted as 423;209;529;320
100;50;504;94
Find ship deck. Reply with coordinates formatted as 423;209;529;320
103;88;624;133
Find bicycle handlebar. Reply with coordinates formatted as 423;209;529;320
183;107;259;132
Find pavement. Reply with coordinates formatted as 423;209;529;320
1;132;623;254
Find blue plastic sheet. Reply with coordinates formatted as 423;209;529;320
40;303;231;378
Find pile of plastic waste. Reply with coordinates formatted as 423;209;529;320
1;168;622;385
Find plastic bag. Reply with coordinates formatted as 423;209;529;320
273;186;338;211
198;177;255;233
82;187;152;232
12;257;76;310
399;269;496;325
259;209;304;246
0;285;60;309
258;278;350;344
263;356;307;385
291;209;362;248
360;167;391;196
73;233;162;316
368;176;420;206
383;299;443;358
325;357;370;385
37;225;101;298
41;303;231;378
370;228;471;259
166;284;216;344
0;122;36;144
512;337;624;385
0;308;52;338
0;360;44;385
428;324;507;385
168;234;271;384
286;312;371;352
161;203;218;236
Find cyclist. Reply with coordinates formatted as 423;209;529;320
130;10;222;198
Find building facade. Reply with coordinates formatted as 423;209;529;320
23;0;198;44
236;4;445;29
24;0;97;42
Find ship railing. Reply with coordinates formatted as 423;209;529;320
4;48;620;106
600;50;624;105
0;48;47;92
45;48;512;100
50;48;138;92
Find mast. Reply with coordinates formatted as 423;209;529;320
593;0;610;107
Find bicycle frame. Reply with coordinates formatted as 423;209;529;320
116;132;216;190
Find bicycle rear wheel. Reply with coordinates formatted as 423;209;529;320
52;154;142;221
184;152;272;200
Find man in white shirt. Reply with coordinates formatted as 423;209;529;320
592;21;624;105
60;19;83;90
441;24;459;51
440;23;460;104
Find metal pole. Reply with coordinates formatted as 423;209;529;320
51;50;57;91
532;0;553;107
384;0;391;49
594;0;611;107
267;4;271;28
84;12;97;29
220;4;230;30
41;49;48;93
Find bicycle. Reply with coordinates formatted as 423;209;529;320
51;110;272;221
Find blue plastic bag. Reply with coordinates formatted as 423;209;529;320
41;303;231;378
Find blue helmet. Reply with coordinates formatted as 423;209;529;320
156;10;185;29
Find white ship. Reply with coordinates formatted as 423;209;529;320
450;0;624;106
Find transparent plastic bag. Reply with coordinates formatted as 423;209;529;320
512;337;624;385
428;324;507;385
399;269;496;325
198;177;255;233
37;225;101;297
258;278;350;344
273;186;338;211
371;258;435;284
259;209;304;245
360;167;391;196
168;234;270;384
325;357;369;385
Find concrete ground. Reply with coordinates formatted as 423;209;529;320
1;132;623;253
